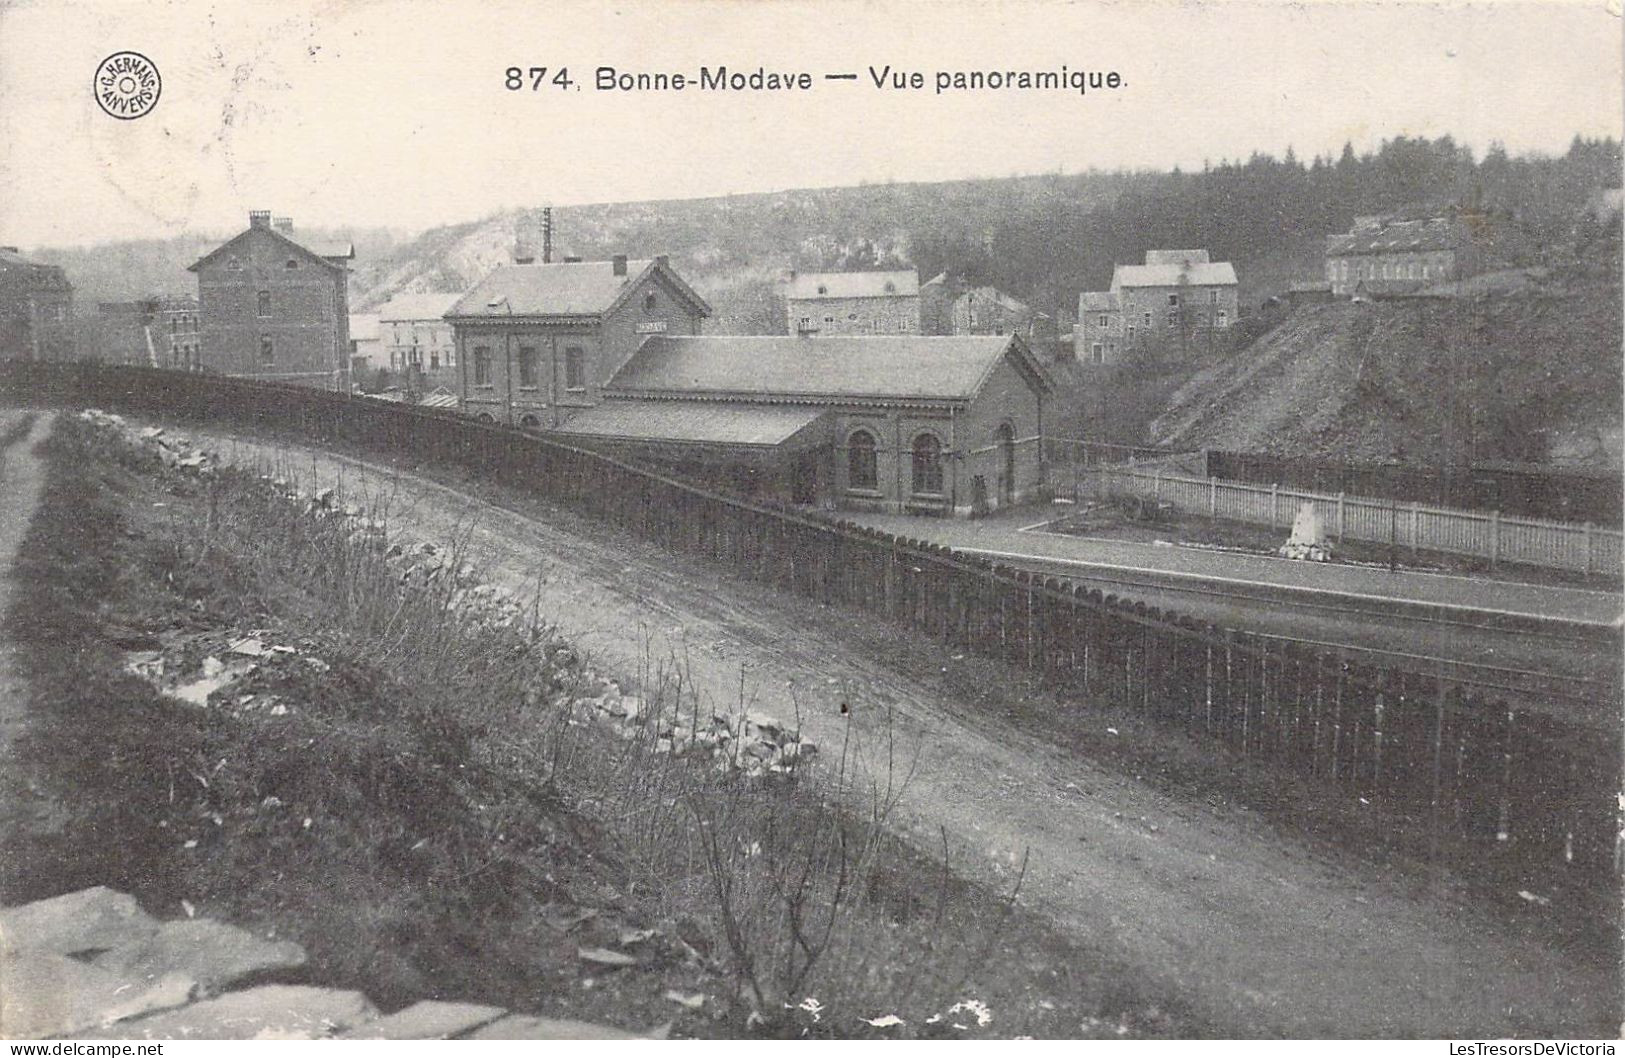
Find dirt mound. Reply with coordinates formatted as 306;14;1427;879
1149;267;1623;469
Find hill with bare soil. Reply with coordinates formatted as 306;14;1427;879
1148;262;1624;469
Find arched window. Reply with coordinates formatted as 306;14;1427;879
847;430;877;490
519;414;540;428
911;433;944;496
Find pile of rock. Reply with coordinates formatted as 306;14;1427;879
571;669;816;780
78;410;218;473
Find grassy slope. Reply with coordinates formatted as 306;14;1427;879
0;417;1199;1039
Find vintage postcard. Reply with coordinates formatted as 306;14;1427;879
0;0;1621;1045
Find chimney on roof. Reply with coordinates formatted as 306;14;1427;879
612;254;628;277
654;254;669;269
249;210;271;229
0;246;16;253
273;216;294;234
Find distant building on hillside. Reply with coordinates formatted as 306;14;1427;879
188;211;355;391
158;295;201;371
377;292;461;388
0;246;73;361
1324;215;1480;298
951;285;1054;338
785;270;920;335
1077;249;1238;362
448;254;711;428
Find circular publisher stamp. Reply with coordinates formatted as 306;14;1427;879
94;51;161;120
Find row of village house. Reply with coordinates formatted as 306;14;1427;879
1;207;1494;516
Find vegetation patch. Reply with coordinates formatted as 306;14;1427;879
0;414;1199;1038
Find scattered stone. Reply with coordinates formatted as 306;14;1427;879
1;951;134;1038
470;1015;668;1040
0;886;160;957
92;918;308;994
91;985;377;1040
663;990;706;1010
340;1000;508;1040
576;946;638;969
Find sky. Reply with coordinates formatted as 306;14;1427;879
0;0;1620;248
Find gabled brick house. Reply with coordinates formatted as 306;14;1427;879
785;271;921;335
448;255;711;428
1077;249;1238;362
556;333;1052;515
188;212;354;390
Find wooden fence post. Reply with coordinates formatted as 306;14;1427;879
1489;509;1500;569
1583;522;1594;575
1410;503;1420;557
1208;476;1217;517
1336;492;1346;542
1270;483;1279;527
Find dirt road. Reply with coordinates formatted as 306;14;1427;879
190;426;1617;1038
0;411;60;834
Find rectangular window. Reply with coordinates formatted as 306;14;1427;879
517;346;538;388
564;346;585;391
1167;293;1179;307
473;346;491;386
430;351;440;371
1097;314;1108;327
259;335;274;365
898;319;909;333
1216;310;1228;328
823;315;835;325
1091;342;1103;362
1210;290;1219;303
257;290;271;317
1142;312;1151;326
1127;325;1136;342
1166;314;1178;329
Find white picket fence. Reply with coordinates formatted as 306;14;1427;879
1089;466;1623;575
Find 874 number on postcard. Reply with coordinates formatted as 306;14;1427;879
505;67;575;91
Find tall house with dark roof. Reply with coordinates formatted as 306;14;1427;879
1077;249;1238;363
1324;215;1479;297
448;255;711;428
0;246;73;361
188;211;355;391
785;271;921;336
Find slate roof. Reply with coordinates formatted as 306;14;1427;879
609;334;1048;404
555;400;830;449
1326;217;1460;256
1144;249;1210;266
1112;261;1238;288
787;271;920;300
187;225;352;273
377;292;462;323
1079;291;1121;313
447;258;710;320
